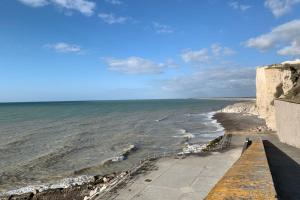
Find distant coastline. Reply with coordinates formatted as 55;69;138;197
195;97;256;101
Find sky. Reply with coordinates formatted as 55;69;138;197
1;0;300;102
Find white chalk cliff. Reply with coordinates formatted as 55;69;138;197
256;60;300;130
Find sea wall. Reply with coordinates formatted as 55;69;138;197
256;62;300;130
205;139;277;199
275;100;300;148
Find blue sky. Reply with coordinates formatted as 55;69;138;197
1;0;300;102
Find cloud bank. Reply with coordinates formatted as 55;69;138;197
162;67;256;98
245;19;300;56
181;44;235;64
265;0;300;17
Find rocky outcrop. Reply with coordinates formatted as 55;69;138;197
256;60;300;130
220;101;258;116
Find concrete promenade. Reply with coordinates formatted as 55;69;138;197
96;132;300;200
103;148;242;200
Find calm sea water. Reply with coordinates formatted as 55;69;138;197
0;99;235;192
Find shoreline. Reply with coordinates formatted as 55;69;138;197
0;135;227;200
0;110;228;200
1;101;263;200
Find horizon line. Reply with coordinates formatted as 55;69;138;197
0;97;256;104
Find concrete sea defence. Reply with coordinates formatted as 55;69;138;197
275;99;300;148
205;139;277;200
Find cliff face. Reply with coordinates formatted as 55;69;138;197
256;67;282;130
256;61;300;130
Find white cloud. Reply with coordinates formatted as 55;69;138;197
211;43;236;56
52;0;95;16
278;41;300;55
181;49;210;63
18;0;48;7
245;19;300;56
105;0;122;5
162;67;256;97
98;13;128;24
265;0;300;17
103;57;177;74
152;22;174;34
18;0;95;16
181;44;235;64
45;42;82;53
228;1;251;11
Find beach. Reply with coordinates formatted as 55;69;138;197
0;99;236;198
3;0;300;198
0;100;270;200
94;103;270;200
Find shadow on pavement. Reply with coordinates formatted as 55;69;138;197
263;140;300;200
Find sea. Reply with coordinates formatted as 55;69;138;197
0;99;236;194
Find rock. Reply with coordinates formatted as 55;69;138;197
220;101;258;115
103;177;108;183
282;69;294;94
89;187;100;196
256;61;300;130
83;196;90;200
7;193;33;200
99;185;107;192
33;189;39;195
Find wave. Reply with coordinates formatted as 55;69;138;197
154;115;169;122
1;175;94;196
179;111;224;139
201;111;224;137
177;128;187;134
173;129;195;139
1;144;137;197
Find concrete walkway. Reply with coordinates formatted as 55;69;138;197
104;148;242;200
97;133;300;200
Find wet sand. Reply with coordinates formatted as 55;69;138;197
213;112;269;134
